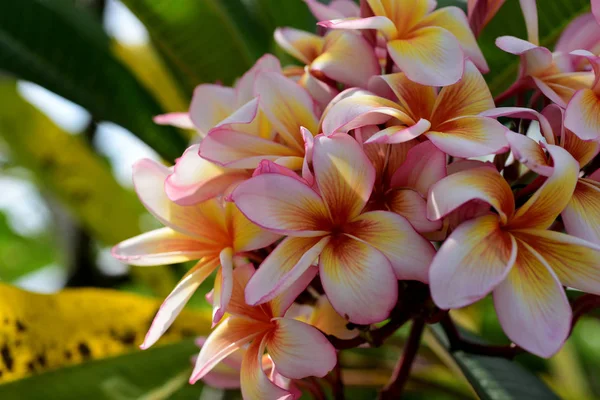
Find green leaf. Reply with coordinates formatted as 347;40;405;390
428;325;561;400
0;0;187;160
0;338;203;399
479;0;591;96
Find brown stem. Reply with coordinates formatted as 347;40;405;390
378;319;426;399
385;52;394;74
494;81;525;105
570;294;600;334
329;359;345;400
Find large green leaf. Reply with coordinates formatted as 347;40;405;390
0;338;204;399
0;0;187;161
480;0;591;95
428;325;560;400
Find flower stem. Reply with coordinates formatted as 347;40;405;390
494;81;524;105
378;318;426;399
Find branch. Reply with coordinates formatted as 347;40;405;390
570;293;600;334
378;319;426;399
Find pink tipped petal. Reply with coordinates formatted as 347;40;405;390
142;257;220;349
496;35;538;54
153;112;195;130
562;180;600;244
390;140;447;196
320;236;397;324
274;28;323;65
430;215;517;309
212;248;234;325
376;73;436;120
312;31;379;88
426;116;509;158
513;229;600;294
561;128;600;168
299;69;340;109
418;7;488;72
493;241;571;358
165;145;248;206
301;127;315;185
229;203;281;252
387;26;464;86
266;318;337;379
481;107;555;143
594;0;600;24
508;144;579;230
240;336;294;400
348;211;435;282
191;318;269;384
189;84;236;134
236;54;282;104
467;0;506;37
569;50;600;92
313;134;375;222
427;166;515;223
269;266;319;318
318;17;398;40
386;189;443;233
564;89;600;141
518;0;539;45
304;0;358;20
245;236;330;306
364;119;431;144
256;72;318;151
505;131;553;176
555;14;600;59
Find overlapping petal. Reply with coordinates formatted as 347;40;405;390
389;140;447;196
212;248;234;324
274;28;323;65
375;72;436;120
562;179;600;244
318;17;399;40
229;203;281;252
189;84;236;134
386;189;443;233
505;131;552;176
304;0;359;20
565;89;600;141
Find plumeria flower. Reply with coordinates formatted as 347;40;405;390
190;264;336;400
318;0;487;86
232;133;435;324
495;0;594;107
112;159;280;347
321;61;508;158
467;0;505;37
554;11;600;72
427;144;600;357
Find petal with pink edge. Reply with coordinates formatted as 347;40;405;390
387;26;464;86
493;240;571;358
429;215;516;309
310;296;359;340
298;68;339;109
481;107;555;143
153;112;195;130
318;17;398;40
518;0;539;45
232;174;330;236
142;257;220;349
212;248;234;325
268;265;319;318
386;189;443;233
240;336;294;400
376;72;436;121
313;134;375;223
304;0;359;20
245;236;330;306
347;210;435;282
189;84;236;134
320;236;397;324
417;7;488;72
226;264;270;321
512;229;600;295
235;54;282;105
505;131;553;176
274;28;323;65
190;318;270;384
508;145;579;230
266;318;337;379
426;116;509;158
427;166;515;223
565;89;600;141
165;145;248;206
562;179;600;244
561;129;600;168
229;203;281;252
390;140;447;196
364;119;431;145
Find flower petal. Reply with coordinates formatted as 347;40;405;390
348;210;435;282
369;0;429;33
313;133;375;224
427;166;515;223
189;84;236;134
320;236;397;324
153;112;195;130
562;179;600;244
191;318;269;384
364;119;431;144
236;54;282;105
240;336;294;400
212;248;234;325
318;17;398;40
268;265;319;318
505;131;553;176
512;229;600;295
508;144;579;230
142;257;220;349
390;140;447;196
309;296;359;340
226;263;269;321
266;318;337;379
481;107;555;143
429;215;516;309
493;240;571;358
304;0;360;20
165;145;248;206
376;72;436;121
518;0;539;45
417;7;488;72
386;189;443;233
256;72;318;151
565;89;600;141
561;129;600;168
229;203;281;252
387;26;464;86
298;68;339;109
274;28;323;65
426;116;509;158
245;236;330;306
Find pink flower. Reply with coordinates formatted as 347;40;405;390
232;133;434;324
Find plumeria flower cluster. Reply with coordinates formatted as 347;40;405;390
113;0;600;398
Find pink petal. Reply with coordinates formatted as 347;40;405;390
313;133;375;222
153;112;195;130
427;166;515;224
364;119;431;144
266;318;337;379
165;145;248;206
493;241;571;358
555;14;600;63
375;72;436;120
505;131;553;176
309;296;359;340
142;257;220;349
594;0;600;24
562;180;600;244
229;203;282;253
348;210;436;282
318;17;398;40
320;236;397;324
298;68;339;109
268;265;319;318
232;174;330;236
236;54;282;105
390;140;447;196
386;189;443;233
565;89;600;141
189;84;236;134
226;264;271;321
304;0;359;20
387;26;464;86
518;0;539;45
245;236;330;306
481;107;555;143
430;215;517;309
274;28;323;65
212;248;234;325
